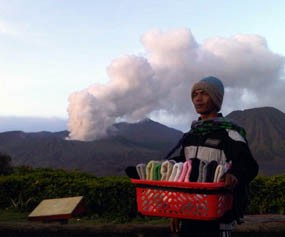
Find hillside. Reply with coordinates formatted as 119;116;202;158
226;107;285;175
0;120;182;176
0;107;284;176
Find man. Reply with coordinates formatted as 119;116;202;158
169;76;259;237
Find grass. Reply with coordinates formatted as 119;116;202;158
0;208;168;225
0;208;30;222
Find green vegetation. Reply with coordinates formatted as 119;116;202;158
0;209;29;222
247;175;285;214
0;166;284;223
0;167;136;223
0;152;13;175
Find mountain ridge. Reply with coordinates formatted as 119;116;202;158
0;107;284;176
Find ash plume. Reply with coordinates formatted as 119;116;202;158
67;28;284;141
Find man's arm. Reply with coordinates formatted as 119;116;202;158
226;139;259;184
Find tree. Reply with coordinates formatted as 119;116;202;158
0;152;13;175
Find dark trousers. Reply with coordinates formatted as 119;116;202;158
180;219;220;237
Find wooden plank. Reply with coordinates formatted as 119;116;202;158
28;196;84;221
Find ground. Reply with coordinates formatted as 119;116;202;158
0;215;284;236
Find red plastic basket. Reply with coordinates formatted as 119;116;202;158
131;179;233;220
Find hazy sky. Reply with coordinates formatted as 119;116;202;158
0;0;284;138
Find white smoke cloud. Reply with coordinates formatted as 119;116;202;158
67;56;159;140
67;28;284;141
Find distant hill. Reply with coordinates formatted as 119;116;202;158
108;118;183;149
0;119;182;176
0;107;284;176
226;107;285;175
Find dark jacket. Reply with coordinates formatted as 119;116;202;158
169;116;259;223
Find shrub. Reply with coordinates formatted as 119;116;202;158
0;167;284;222
247;175;285;214
0;167;137;222
0;152;13;175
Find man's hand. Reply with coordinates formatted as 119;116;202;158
222;173;239;190
170;218;180;232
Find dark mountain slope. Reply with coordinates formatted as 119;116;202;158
109;118;182;149
226;107;285;175
0;107;284;176
0;120;183;176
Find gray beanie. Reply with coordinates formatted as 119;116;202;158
191;76;224;111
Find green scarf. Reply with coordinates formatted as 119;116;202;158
164;116;247;160
190;116;246;139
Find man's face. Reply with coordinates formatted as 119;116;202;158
192;89;217;115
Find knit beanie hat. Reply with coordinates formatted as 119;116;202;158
191;76;224;111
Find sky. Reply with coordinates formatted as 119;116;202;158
0;0;284;139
